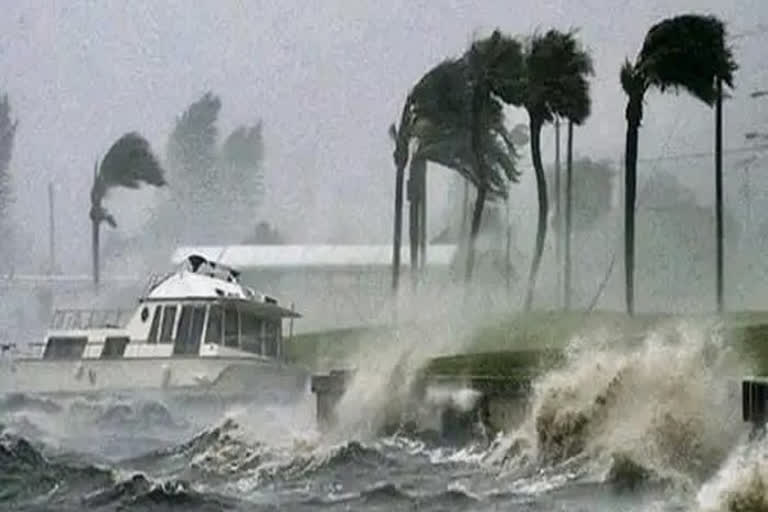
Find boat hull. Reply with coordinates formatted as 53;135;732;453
0;357;309;397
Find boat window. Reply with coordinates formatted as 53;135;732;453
205;305;223;345
240;313;262;354
101;337;128;359
173;305;206;355
160;305;177;343
43;337;87;360
223;305;239;347
147;306;161;344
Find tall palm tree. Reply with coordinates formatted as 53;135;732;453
621;14;736;315
390;99;411;292
559;36;594;310
90;132;166;286
521;29;594;311
463;31;526;281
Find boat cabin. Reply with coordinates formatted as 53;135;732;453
40;255;300;361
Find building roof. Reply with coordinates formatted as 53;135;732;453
171;245;457;269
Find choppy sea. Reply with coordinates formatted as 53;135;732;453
2;322;767;511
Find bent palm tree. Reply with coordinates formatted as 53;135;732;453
90;132;166;286
621;14;736;314
391;55;521;287
463;31;526;281
390;100;411;291
522;29;593;311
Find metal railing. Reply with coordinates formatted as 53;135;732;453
49;309;132;330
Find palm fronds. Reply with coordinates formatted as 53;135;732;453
90;132;166;227
638;14;737;105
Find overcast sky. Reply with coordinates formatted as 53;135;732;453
1;1;767;273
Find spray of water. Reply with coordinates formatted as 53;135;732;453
481;319;748;493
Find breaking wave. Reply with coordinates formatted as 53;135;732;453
0;427;113;507
696;430;768;512
484;321;748;494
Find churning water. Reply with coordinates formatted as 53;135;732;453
2;321;767;511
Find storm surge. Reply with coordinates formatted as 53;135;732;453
481;321;746;490
3;319;768;511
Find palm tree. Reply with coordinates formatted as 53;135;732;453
621;14;736;315
559;37;594;310
463;31;526;281
90;132;166;286
521;29;593;311
390;101;411;291
390;54;522;288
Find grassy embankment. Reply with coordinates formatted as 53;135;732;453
284;310;768;380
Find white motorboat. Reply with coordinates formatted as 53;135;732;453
0;254;306;396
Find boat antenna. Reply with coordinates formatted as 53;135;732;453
212;246;231;278
213;246;227;266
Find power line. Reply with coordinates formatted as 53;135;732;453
637;143;768;163
598;144;768;166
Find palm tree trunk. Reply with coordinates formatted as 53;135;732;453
554;117;562;308
92;219;100;288
466;80;488;285
565;120;574;310
465;187;487;282
408;178;418;287
524;116;547;311
391;160;405;291
715;79;724;313
408;157;425;288
461;180;469;238
624;94;642;316
506;193;512;291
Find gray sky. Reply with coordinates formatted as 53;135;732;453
1;0;767;273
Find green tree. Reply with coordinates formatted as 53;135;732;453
621;14;737;314
90;132;166;285
219;122;265;229
165;92;222;243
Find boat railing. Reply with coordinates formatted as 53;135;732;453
49;309;132;330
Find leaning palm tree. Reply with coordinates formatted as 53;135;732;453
557;37;594;310
463;31;526;281
521;29;594;311
90;132;166;286
621;14;736;315
390;101;411;291
390;54;522;287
